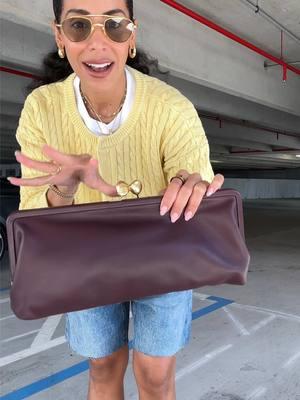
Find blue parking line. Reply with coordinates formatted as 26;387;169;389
192;296;234;320
0;362;89;400
0;295;234;400
0;288;10;292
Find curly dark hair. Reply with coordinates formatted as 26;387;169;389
28;0;163;91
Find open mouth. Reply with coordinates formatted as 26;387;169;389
84;62;114;73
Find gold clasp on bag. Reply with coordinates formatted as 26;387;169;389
116;180;142;199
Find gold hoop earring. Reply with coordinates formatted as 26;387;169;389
58;47;65;59
129;47;137;59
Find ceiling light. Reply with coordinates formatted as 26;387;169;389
296;155;300;158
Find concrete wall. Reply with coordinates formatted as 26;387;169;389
224;178;300;199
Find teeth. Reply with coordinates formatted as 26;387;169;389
87;63;111;68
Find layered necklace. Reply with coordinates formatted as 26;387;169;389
80;79;127;133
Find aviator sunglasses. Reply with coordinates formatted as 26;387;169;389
56;15;136;43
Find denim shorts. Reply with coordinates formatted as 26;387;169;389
65;289;193;358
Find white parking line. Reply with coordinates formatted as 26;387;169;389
246;386;267;399
175;344;233;381
30;315;62;348
0;336;66;368
192;292;209;301
1;329;40;343
249;315;276;334
0;297;10;304
223;307;250;336
0;314;15;321
283;350;300;369
231;303;300;323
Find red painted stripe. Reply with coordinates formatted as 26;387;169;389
0;66;39;80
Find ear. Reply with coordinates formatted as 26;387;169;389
130;18;138;48
51;20;64;50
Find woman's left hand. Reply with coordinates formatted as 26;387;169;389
160;170;225;223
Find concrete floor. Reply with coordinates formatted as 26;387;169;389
0;199;300;400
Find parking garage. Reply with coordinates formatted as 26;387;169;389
1;0;300;399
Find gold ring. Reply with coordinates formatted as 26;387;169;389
170;174;186;185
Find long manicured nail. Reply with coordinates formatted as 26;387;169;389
206;189;214;197
7;177;12;182
160;206;168;216
185;211;193;221
171;213;179;223
15;150;20;156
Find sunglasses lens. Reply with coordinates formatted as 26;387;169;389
62;17;91;42
105;18;133;43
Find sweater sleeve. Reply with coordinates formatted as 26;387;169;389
16;93;50;210
160;102;215;184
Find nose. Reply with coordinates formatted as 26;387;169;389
88;23;109;46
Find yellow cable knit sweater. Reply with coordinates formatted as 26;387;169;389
16;67;214;210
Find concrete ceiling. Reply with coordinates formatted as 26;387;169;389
1;0;300;173
181;0;300;60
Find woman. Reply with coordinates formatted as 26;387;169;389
8;0;224;398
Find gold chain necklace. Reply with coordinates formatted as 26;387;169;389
80;80;127;123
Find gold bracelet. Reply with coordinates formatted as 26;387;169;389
49;184;76;199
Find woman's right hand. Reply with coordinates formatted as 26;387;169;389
8;144;118;197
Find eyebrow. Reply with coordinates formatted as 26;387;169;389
65;8;127;17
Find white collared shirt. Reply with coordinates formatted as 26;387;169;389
74;67;135;136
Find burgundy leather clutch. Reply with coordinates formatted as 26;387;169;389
7;189;250;320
